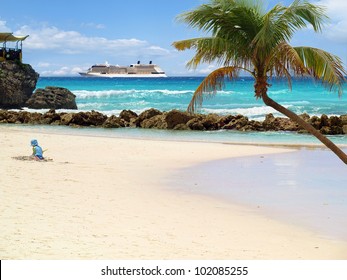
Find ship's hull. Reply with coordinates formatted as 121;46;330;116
79;72;167;78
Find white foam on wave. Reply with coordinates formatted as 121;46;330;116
268;89;291;95
202;106;279;118
282;100;311;105
73;89;194;99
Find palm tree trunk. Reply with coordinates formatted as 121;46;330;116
262;91;347;164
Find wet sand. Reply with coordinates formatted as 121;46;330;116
170;147;347;241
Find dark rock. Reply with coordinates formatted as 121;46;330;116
341;115;347;125
119;110;138;123
263;114;298;131
329;116;342;127
136;108;162;126
0;61;39;108
299;113;311;122
186;117;205;130
60;113;74;125
320;126;331;135
278;118;299;131
0;110;16;123
26;86;77;109
17;111;33;123
69;111;107;126
246;120;264;131
223;115;249;130
164;109;194;129
217;115;234;128
343;125;347;134
103;115;124;128
42;109;61;124
263;113;276;130
320;114;329;127
141;114;167;129
309;116;321;129
201;114;220;130
173;123;190;130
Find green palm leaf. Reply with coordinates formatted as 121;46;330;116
187;66;253;112
294;47;345;96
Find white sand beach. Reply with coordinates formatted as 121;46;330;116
1;125;346;259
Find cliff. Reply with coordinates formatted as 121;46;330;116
0;61;39;108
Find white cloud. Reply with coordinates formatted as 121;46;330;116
81;22;106;29
316;0;347;20
314;0;347;43
37;62;51;67
145;46;171;56
197;64;217;74
0;20;11;32
16;25;147;53
40;65;83;76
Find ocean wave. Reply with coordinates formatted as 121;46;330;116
268;89;291;95
202;106;279;118
282;100;311;105
73;89;194;98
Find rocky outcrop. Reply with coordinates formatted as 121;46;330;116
0;61;39;108
263;113;299;131
25;86;77;109
164;109;194;129
341;115;347;134
0;108;346;135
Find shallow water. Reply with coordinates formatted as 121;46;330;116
6;124;347;146
170;148;347;241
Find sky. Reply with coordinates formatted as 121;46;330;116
1;0;347;77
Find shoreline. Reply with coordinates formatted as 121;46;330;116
3;123;347;149
1;126;347;259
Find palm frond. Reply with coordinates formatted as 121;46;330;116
187;66;253;112
294;47;346;96
172;37;253;69
252;0;328;59
281;0;327;33
266;42;307;82
176;0;262;48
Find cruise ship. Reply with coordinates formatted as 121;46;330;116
79;61;167;77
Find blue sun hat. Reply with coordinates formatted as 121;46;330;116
31;139;38;146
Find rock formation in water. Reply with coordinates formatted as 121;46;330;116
0;108;346;135
25;86;77;109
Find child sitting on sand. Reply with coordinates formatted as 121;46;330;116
30;139;44;160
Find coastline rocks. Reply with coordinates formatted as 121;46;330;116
136;108;162;127
341;115;347;134
119;110;138;123
63;111;106;126
164;110;194;129
263;113;299;131
0;61;39;108
0;108;346;135
25;86;77;109
102;115;125;128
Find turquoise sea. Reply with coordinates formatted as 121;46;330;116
34;76;347;145
37;76;347;118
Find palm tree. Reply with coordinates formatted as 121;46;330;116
172;0;347;164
